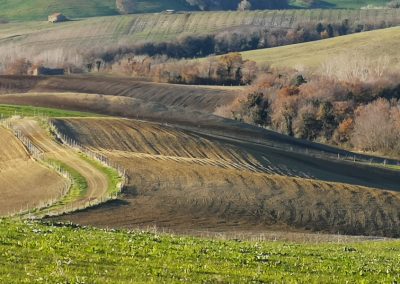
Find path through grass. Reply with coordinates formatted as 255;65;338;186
80;154;123;197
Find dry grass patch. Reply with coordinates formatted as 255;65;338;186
240;26;400;71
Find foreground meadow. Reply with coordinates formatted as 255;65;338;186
0;220;399;283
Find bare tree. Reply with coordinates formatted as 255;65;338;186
352;99;400;153
116;0;136;14
238;0;252;11
320;54;391;82
387;0;400;8
5;58;32;75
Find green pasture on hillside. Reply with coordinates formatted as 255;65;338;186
0;220;399;283
0;0;195;21
0;104;101;118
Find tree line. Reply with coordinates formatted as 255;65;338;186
116;0;288;14
86;18;399;67
110;53;257;85
220;57;400;156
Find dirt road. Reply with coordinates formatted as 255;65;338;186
12;119;109;211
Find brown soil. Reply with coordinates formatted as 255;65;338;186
0;90;395;166
0;75;238;113
0;127;67;215
51;118;400;237
2;76;400;237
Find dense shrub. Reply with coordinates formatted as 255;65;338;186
111;53;258;85
352;99;400;154
86;19;399;66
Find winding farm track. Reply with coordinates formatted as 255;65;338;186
1;10;400;66
11;118;109;211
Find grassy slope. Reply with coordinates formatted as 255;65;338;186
239;26;400;70
0;7;398;72
290;0;390;8
1;9;399;69
0;0;394;22
0;104;101;118
0;0;195;21
0;0;117;21
0;220;399;283
1;9;399;50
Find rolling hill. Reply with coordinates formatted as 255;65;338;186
0;0;395;22
2;85;400;236
48;116;400;237
0;0;195;22
1;9;399;70
2;220;400;283
239;26;400;70
290;0;392;8
0;75;238;113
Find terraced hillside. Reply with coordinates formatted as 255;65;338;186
240;26;400;70
45;117;400;237
0;126;67;216
1;9;399;67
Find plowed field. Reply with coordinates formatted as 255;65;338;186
0;126;67;215
51;118;400;237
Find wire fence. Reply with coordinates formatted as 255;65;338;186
47;120;128;215
0;116;128;218
3;111;400;168
48;120;128;188
3;115;400;239
181;124;400;168
0;117;72;217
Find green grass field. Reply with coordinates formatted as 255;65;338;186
0;220;399;283
43;160;88;208
290;0;391;8
0;0;195;22
80;154;122;196
34;155;122;217
0;104;101;118
239;26;400;70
